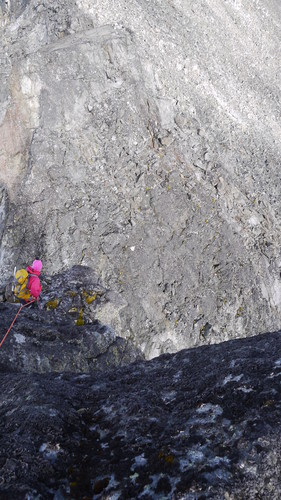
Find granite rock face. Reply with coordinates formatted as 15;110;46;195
0;265;143;372
1;329;281;498
1;1;281;357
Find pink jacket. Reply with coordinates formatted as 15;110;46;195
26;266;42;298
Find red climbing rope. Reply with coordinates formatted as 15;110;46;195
0;300;36;349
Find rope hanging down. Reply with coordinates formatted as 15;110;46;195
0;300;36;349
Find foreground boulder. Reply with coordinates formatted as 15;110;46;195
1;329;281;498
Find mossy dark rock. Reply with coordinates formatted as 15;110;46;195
0;266;143;373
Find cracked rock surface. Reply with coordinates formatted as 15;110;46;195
1;1;281;358
1;330;281;498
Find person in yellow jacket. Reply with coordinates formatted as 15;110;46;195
14;260;42;303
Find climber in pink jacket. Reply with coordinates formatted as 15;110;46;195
26;260;42;299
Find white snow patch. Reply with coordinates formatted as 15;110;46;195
237;386;253;393
49;409;58;417
203;468;231;482
188;404;223;425
75;374;91;380
131;453;147;470
269;371;281;379
209;456;230;467
173;370;183;382
273;279;281;307
223;373;243;385
100;442;109;449
161;390;177;403
130;472;139;484
180;448;206;471
222;418;231;427
14;333;26;344
90;425;109;440
196;403;223;416
138;474;161;497
93;475;119;497
248;215;260;226
39;442;62;462
102;404;114;415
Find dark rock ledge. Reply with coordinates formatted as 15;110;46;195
1;324;281;499
0;266;143;373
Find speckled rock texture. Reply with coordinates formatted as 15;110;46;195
1;330;281;499
0;265;143;372
1;0;281;357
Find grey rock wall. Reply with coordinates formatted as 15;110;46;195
1;0;281;357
